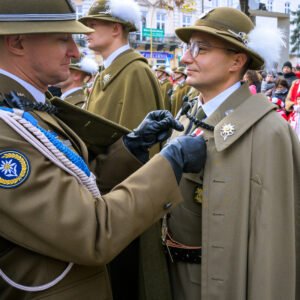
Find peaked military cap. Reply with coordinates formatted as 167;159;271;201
175;7;264;70
0;0;93;35
79;0;141;32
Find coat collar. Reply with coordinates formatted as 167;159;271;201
100;49;148;90
204;83;276;152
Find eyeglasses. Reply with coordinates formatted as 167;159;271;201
181;41;238;59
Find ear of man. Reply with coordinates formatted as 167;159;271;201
5;35;25;56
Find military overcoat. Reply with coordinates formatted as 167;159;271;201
86;49;164;130
0;74;182;299
170;82;191;117
63;88;86;108
160;79;173;112
141;83;300;300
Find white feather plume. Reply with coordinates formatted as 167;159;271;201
79;56;99;75
109;0;141;30
247;25;286;70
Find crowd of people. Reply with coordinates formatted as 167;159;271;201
0;0;300;300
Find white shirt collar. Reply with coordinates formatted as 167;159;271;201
61;87;82;100
0;68;46;103
103;44;131;69
200;81;241;118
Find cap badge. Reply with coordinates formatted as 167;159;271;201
228;30;249;45
220;123;235;141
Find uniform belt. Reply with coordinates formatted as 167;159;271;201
162;233;201;264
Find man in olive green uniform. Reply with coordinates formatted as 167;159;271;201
79;0;164;130
155;65;173;112
140;7;300;300
0;1;207;299
170;66;191;116
79;2;165;297
56;55;98;108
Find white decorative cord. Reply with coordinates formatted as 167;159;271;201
0;262;74;292
0;109;100;198
0;108;100;292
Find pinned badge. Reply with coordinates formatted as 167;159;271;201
220;123;235;141
0;150;30;189
103;73;111;85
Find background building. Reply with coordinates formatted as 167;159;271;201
72;0;300;70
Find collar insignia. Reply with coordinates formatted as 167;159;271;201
220;123;235;141
103;73;112;85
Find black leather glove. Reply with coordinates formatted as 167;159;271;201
160;135;207;183
123;110;184;163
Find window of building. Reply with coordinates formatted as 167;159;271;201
156;12;166;31
227;0;233;6
182;14;192;27
285;2;290;14
267;0;273;12
141;12;147;42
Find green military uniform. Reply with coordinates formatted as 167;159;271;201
0;72;182;299
63;88;86;108
140;6;300;300
155;65;173;112
170;67;190;117
0;1;182;298
86;49;164;130
171;81;191;117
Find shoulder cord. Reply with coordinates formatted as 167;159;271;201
0;108;100;292
0;108;100;198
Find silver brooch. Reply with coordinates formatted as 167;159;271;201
220;123;235;141
103;73;111;85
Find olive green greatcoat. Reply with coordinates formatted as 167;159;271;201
160;78;173;112
86;49;164;130
63;88;86;108
141;83;300;300
0;74;182;299
170;82;191;117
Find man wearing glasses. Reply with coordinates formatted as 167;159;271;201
140;7;300;300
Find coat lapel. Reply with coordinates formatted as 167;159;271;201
203;84;276;149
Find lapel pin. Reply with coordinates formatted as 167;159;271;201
103;73;111;85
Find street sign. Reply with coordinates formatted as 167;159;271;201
142;27;164;38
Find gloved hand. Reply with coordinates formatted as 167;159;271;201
160;135;207;183
123;110;184;163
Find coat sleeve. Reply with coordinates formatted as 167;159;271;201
248;119;300;300
0;120;182;266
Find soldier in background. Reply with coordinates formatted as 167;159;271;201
79;0;164;130
55;55;98;108
155;65;173;112
170;66;191;116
